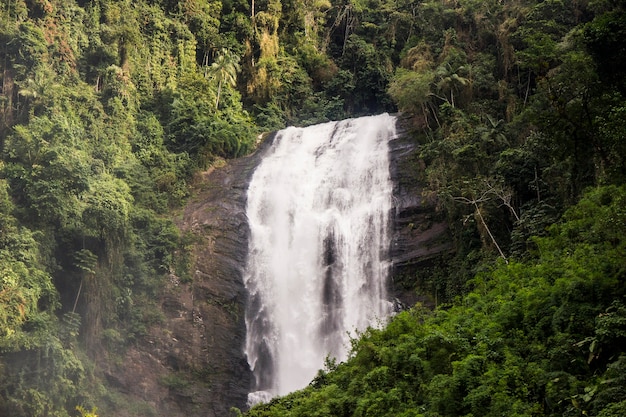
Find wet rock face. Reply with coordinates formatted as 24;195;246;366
388;118;454;307
109;136;275;417
166;136;278;415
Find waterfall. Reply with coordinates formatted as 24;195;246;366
244;113;397;404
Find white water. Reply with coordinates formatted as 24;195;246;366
244;113;396;404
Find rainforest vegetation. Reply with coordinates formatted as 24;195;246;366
0;0;625;416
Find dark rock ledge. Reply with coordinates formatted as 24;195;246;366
388;115;454;307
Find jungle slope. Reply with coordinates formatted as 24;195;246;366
244;0;626;416
1;0;626;416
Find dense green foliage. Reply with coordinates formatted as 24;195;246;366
245;185;626;416
0;0;257;414
0;0;625;415
242;0;626;416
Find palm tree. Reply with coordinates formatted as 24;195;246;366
17;64;57;114
207;48;241;109
434;63;469;108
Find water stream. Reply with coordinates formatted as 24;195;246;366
244;114;397;404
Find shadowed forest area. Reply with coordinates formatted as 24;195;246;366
0;0;625;416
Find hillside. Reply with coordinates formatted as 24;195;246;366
1;0;625;416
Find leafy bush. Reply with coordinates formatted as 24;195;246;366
245;185;626;416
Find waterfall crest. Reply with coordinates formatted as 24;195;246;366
244;114;397;404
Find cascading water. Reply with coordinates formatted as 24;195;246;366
244;113;397;404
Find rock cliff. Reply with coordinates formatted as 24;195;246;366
108;136;275;417
109;117;452;416
389;116;454;307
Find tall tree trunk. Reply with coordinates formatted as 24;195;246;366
474;202;508;264
216;79;223;109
